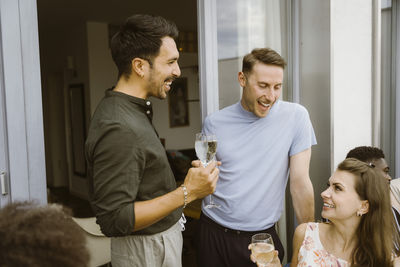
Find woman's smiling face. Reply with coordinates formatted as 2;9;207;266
321;170;368;221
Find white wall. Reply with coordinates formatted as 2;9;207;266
331;0;372;167
86;22;202;150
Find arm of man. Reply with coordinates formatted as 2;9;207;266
88;123;219;235
290;223;307;267
133;162;219;231
289;148;315;223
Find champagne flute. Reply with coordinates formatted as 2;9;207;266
195;133;219;208
250;233;275;266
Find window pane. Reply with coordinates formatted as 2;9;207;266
216;0;288;109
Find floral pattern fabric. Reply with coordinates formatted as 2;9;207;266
297;223;349;267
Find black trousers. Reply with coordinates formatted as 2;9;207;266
196;213;284;267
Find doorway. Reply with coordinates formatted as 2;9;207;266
37;1;200;266
37;0;200;199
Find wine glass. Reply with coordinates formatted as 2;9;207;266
250;233;275;266
195;133;220;208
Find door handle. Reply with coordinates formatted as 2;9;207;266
0;172;8;195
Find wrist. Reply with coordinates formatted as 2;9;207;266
180;184;188;209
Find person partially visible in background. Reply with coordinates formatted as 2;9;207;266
346;146;400;227
346;146;391;182
0;201;89;267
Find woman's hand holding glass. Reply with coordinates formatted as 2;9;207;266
249;233;281;267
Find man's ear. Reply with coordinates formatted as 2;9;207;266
131;58;147;78
238;72;246;87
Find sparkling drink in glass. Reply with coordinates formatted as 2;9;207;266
195;133;219;208
250;233;275;266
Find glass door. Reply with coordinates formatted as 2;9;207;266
216;0;289;109
197;0;289;118
197;0;290;262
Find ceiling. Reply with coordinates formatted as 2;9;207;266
37;0;198;32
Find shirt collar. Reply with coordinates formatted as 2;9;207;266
106;88;153;121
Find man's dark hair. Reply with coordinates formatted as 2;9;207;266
110;14;179;79
0;201;89;267
346;146;385;162
242;48;286;76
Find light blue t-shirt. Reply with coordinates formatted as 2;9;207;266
202;100;317;231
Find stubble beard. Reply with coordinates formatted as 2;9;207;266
146;70;166;100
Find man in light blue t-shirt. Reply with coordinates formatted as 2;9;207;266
196;48;317;267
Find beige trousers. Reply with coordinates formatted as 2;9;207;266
110;222;183;267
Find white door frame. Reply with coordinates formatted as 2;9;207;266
197;0;220;122
0;0;46;205
0;30;9;207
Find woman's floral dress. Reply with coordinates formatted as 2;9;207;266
297;223;349;267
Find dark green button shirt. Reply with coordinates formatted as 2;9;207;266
85;89;181;236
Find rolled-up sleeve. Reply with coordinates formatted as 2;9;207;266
87;121;144;236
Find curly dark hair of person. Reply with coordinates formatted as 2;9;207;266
110;14;179;79
346;146;385;162
0;201;89;267
338;158;398;267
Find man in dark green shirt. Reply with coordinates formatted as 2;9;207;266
85;14;219;267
